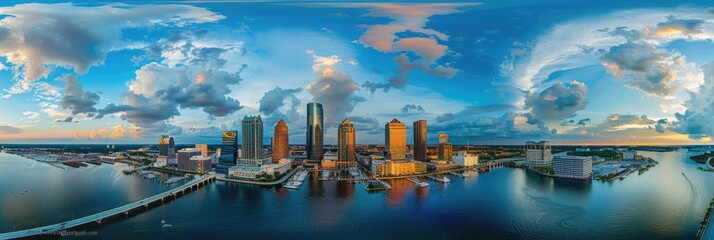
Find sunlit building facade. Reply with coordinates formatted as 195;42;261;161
413;120;428;161
307;102;324;161
272;119;289;163
338;118;356;168
385;118;406;160
195;144;208;156
437;134;453;162
553;156;592;179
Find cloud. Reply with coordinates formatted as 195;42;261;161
435;104;516;123
577;118;591;126
401;104;425;114
652;15;705;37
429;112;555;142
669;62;714;139
350;3;474;92
305;51;361;129
56;116;75;123
0;125;22;134
59;75;100;116
0;3;224;95
524;81;588;121
96;31;246;135
502;10;708;105
259;87;302;115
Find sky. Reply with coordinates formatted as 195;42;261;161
1;0;714;145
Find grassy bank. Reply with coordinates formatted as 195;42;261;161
690;152;714;164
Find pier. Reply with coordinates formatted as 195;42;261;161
0;173;215;239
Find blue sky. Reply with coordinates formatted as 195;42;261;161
1;0;714;145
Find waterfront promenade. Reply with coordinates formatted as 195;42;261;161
0;173;215;239
701;197;714;240
216;167;301;185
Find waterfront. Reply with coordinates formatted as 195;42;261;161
2;151;713;239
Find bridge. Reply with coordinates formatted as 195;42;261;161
0;173;215;239
707;157;714;171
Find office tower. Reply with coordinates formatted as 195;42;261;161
553;156;592;178
438;134;452;161
307;102;324;160
525;141;553;166
195;144;208;156
177;148;201;170
413;120;427;161
385;118;407;160
216;131;238;174
159;135;175;157
242;115;263;160
338;118;356;168
272;119;289;163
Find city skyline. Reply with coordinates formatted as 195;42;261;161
1;1;714;146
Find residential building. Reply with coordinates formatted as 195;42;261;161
553;156;592;179
413;120;428;161
195;144;208;156
453;151;478;167
242;115;263;160
525;141;553;166
385;118;406;160
179;155;211;173
271;119;289;163
338;118;356;168
216;131;238;174
307;102;324;161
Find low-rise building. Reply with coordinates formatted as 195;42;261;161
178;155;211;173
453;151;478;167
622;150;637;160
227;162;291;180
177;148;202;169
553;156;592;179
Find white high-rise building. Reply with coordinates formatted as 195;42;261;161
525;141;552;166
553;156;592;179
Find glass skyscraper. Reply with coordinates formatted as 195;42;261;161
216;131;238;174
158;135;175;157
306;102;324;160
413;120;427;161
242;115;263;160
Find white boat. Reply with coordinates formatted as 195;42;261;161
407;178;430;188
428;175;451;183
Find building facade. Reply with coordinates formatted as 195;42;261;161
385;118;406;160
413;120;428;161
216;131;238;174
553;156;592;179
622;150;637;160
338;118;356;168
525;141;553;166
158;135;175;157
271;119;289;163
242;115;263;160
306;102;324;161
453;151;478;167
177;148;201;170
437;134;453;161
195;144;208;156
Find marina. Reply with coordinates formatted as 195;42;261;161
427;175;451;183
407;177;430;188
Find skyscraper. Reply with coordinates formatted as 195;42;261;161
338;118;355;168
272;119;289;163
158;135;175;157
242;115;263;160
385;118;406;160
438;134;453;161
216;131;238;174
307;102;324;160
413;120;427;161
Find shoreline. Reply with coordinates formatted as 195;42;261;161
216;167;301;186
